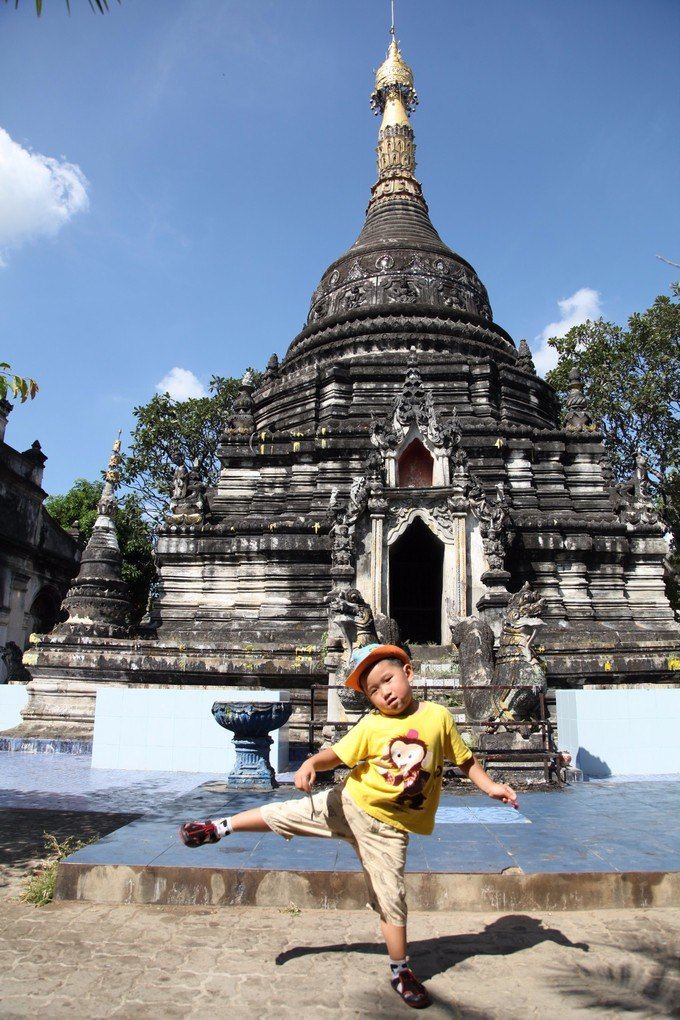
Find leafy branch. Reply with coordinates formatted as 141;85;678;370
0;362;38;403
4;0;116;14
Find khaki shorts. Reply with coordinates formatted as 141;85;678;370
260;785;409;926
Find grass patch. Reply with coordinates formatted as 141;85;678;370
21;832;96;907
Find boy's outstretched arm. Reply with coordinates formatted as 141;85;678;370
458;755;518;808
294;747;343;792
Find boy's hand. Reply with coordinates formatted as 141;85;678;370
487;782;518;808
294;760;317;793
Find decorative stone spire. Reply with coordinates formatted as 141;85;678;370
564;367;594;431
55;433;131;638
228;370;256;433
368;30;425;212
516;339;537;375
262;353;279;384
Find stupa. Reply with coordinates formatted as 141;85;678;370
11;28;678;744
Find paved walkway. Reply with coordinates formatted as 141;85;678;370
1;752;679;1017
1;900;678;1017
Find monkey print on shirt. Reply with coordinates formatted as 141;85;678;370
376;728;439;810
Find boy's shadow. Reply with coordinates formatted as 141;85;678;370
276;914;589;981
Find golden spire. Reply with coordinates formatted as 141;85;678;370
368;23;425;211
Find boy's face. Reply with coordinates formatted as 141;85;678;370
361;658;414;716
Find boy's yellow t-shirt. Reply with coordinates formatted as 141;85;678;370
331;700;473;836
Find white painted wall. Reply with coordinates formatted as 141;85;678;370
556;688;680;777
0;683;29;729
92;688;290;774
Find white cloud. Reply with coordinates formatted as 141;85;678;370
156;367;207;401
533;287;602;376
0;126;89;264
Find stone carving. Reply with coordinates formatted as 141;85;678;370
617;453;660;526
329;518;353;568
370;355;459;465
447;582;546;725
262;353;279;384
564;367;594;431
385;277;418;303
343;285;367;311
327;586;378;654
467;478;514;572
346;475;370;525
1;641;31;683
326;586;403;710
516;339;536;375
227;370;256;433
346;259;364;282
167;457;206;526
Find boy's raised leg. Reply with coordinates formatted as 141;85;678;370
179;805;271;847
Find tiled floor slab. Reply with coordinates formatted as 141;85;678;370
59;776;680;878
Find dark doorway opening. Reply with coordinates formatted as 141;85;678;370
389;516;444;644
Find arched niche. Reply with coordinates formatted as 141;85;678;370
384;425;450;488
28;586;62;636
397;438;434;488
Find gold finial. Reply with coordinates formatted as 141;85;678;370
371;37;418;116
367;21;424;211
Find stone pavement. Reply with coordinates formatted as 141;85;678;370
1;750;679;1017
0;899;678;1018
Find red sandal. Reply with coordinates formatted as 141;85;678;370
178;820;220;847
391;967;432;1009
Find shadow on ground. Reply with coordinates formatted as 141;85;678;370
555;925;680;1017
276;913;590;981
0;808;136;896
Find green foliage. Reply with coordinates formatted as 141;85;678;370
120;374;254;525
4;0;116;15
45;479;155;624
21;833;95;906
545;289;679;606
0;362;38;403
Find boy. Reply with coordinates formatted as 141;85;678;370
180;644;517;1009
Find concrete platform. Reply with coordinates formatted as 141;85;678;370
56;778;680;912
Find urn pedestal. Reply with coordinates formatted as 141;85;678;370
212;700;293;790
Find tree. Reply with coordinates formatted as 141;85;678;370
545;289;679;606
4;1;114;14
45;479;155;624
0;362;38;403
120;374;251;526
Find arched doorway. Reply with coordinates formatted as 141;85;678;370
28;587;61;637
389;516;444;644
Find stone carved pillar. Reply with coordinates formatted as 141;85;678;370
533;439;570;511
370;513;385;615
505;442;538;509
555;547;594;620
530;559;566;618
587;535;632;620
469;361;495;418
625;528;676;621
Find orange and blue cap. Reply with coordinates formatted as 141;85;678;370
344;643;411;693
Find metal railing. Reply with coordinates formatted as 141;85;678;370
307;683;560;785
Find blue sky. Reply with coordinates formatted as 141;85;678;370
1;0;678;495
